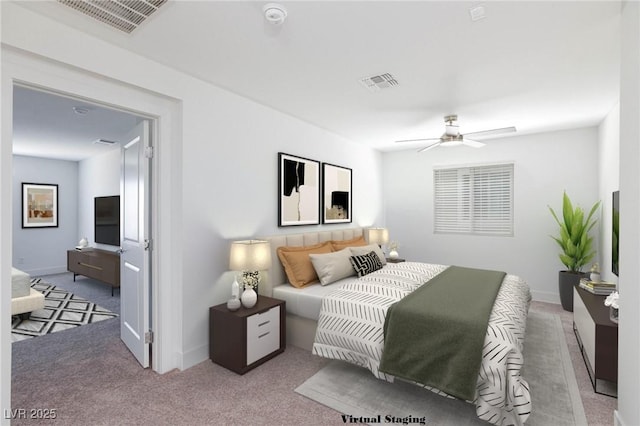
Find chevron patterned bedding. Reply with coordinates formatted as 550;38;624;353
312;261;532;426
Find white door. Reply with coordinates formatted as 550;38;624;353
120;120;151;368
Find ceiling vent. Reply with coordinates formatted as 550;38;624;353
93;138;119;146
57;0;168;33
359;73;399;92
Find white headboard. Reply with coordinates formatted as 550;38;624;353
260;227;364;296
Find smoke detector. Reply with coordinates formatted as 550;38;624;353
263;3;287;25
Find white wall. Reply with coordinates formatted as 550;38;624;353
0;1;384;381
11;155;78;275
11;147;121;277
382;127;600;303
616;1;640;425
597;103;620;285
180;84;383;366
78;148;121;250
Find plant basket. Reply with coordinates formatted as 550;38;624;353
558;270;587;312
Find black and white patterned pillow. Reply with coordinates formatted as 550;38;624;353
350;251;383;277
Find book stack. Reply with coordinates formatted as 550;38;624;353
579;278;616;295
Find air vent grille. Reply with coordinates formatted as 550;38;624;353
57;0;167;33
93;139;119;145
359;73;399;92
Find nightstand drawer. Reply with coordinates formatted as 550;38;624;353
210;296;285;374
246;305;280;365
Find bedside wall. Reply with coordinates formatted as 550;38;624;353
11;155;78;275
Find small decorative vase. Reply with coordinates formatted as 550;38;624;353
231;279;240;298
388;249;399;259
610;306;619;324
590;272;601;283
226;296;241;311
241;287;257;309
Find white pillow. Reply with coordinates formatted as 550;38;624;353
309;248;356;285
349;244;387;265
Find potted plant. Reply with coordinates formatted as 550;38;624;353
548;192;600;311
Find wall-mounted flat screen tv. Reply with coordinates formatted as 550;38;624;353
612;190;619;276
95;195;120;246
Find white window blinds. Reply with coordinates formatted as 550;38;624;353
434;163;514;236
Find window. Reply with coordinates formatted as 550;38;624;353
434;163;514;236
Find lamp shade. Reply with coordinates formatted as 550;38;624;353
229;240;272;271
366;228;389;246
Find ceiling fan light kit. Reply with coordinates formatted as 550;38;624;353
396;114;516;152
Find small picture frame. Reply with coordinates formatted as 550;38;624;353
322;163;352;224
22;183;59;228
278;153;321;226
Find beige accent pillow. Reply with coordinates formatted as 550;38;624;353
309;248;356;285
277;241;334;288
330;235;367;251
349;244;387;265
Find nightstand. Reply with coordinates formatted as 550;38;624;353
386;258;406;263
209;295;286;374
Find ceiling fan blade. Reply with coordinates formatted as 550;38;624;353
418;142;441;153
462;139;485;148
462;126;516;139
395;137;441;143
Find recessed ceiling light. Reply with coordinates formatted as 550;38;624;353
73;106;89;115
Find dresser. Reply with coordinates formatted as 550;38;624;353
209;296;286;374
573;285;618;397
67;249;120;296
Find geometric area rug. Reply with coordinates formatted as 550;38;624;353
295;310;587;426
11;278;119;343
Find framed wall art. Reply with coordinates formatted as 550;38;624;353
22;182;59;228
278;153;320;226
322;162;352;224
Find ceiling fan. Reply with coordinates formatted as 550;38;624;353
396;115;516;152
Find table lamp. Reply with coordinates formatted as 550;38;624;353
229;240;272;309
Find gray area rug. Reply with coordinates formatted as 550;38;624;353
11;278;119;342
295;310;587;425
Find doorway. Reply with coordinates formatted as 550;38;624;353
11;84;152;366
1;51;182;422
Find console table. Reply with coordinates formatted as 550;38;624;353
67;249;120;296
573;285;618;397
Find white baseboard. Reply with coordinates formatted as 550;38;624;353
19;266;68;277
179;344;208;371
530;289;561;305
614;410;623;426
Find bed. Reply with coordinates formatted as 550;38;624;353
260;228;532;426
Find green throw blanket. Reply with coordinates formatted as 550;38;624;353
378;265;505;401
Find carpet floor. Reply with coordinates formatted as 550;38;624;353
11;278;118;342
10;282;616;425
295;310;586;425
